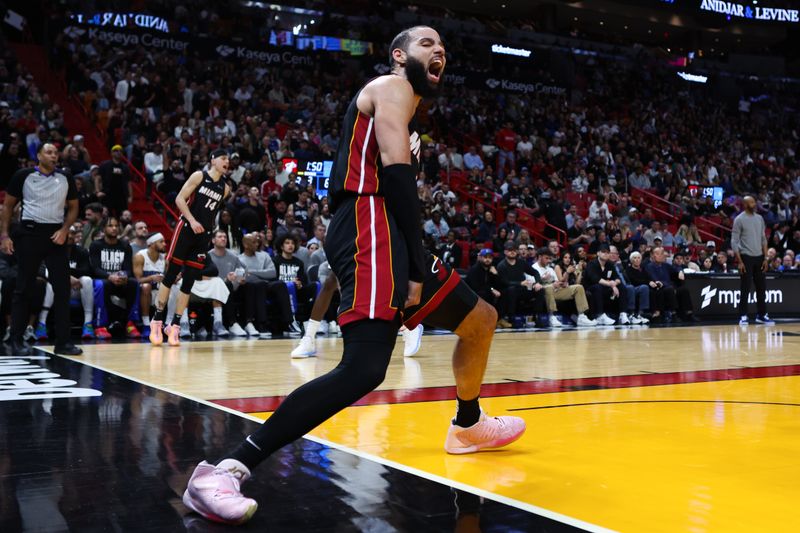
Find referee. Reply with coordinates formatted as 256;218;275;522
0;143;83;355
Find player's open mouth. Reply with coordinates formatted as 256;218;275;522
427;59;444;83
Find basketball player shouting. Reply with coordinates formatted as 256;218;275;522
183;27;525;525
150;149;230;346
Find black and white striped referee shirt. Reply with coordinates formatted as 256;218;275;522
7;167;77;224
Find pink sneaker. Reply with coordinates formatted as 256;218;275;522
149;320;163;345
444;412;526;454
164;323;181;346
183;460;258;525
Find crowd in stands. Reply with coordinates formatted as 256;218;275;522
2;1;800;342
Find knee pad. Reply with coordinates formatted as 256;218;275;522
180;266;202;295
162;261;182;288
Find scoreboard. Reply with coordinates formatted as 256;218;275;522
284;159;334;198
688;185;724;208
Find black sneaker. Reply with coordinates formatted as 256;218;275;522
54;343;83;356
755;315;775;326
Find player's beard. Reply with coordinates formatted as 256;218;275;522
405;55;442;98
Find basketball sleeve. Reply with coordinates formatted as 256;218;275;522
383;163;426;282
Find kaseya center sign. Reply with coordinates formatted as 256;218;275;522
699;1;800;23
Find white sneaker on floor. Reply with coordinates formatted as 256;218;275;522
402;324;424;357
291;336;317;358
288;321;303;336
180;323;192;338
630;314;642;324
597;313;615;326
638;314;650;324
23;325;36;342
229;323;247;336
259;330;271;339
328;321;340;335
244;322;259;336
319;320;329;335
739;315;749;326
549;315;563;328
196;327;208;338
213;322;229;337
576;314;597;327
618;312;630;325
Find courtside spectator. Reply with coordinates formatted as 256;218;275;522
89;217;140;338
497;241;545;327
582;245;627;325
133;232;166;338
466;249;507;327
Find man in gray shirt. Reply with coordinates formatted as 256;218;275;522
731;195;772;325
238;233;294;337
208;230;248;336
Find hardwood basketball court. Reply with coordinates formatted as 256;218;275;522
28;321;798;532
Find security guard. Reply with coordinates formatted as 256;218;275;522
0;143;83;355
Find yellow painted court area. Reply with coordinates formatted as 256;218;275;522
253;375;800;533
69;324;800;531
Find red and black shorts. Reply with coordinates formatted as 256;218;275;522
327;196;408;327
165;218;210;270
327;196;478;330
403;254;479;332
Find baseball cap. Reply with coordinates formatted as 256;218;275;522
504;241;516;251
653;234;663;242
231;152;240;159
74;134;84;142
478;248;493;257
111;144;123;152
706;240;716;248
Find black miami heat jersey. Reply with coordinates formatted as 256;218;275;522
330;84;420;210
188;171;226;231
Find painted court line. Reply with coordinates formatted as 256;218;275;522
43;348;615;533
212;363;800;413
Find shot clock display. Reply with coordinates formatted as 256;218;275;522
283;159;334;197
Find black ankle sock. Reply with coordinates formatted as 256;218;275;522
223;436;264;471
171;313;182;326
153;309;166;322
454;396;481;427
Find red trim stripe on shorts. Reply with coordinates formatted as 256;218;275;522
338;196;396;326
403;268;461;330
166;219;185;265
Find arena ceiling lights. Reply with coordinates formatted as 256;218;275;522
241;2;323;17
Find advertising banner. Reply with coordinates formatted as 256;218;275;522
685;274;800;317
62;24;318;68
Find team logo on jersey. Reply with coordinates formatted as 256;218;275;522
409;131;421;161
